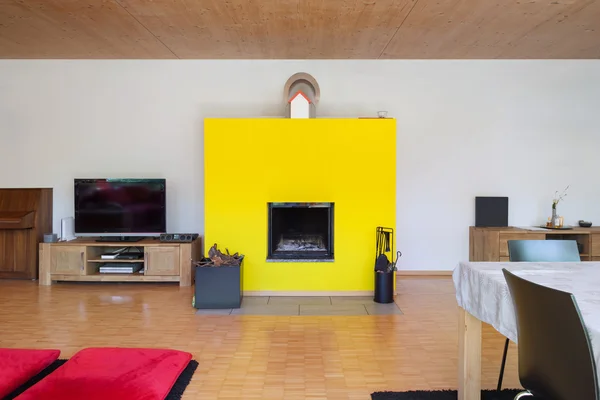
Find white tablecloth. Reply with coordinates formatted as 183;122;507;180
453;261;600;381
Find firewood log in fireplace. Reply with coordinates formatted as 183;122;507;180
276;234;325;251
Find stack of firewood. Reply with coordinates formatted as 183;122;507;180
195;244;242;267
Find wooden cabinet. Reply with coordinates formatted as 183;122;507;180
39;238;201;286
591;235;600;258
0;188;52;280
470;226;600;262
50;246;85;275
0;229;31;279
145;247;180;276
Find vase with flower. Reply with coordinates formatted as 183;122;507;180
551;185;569;227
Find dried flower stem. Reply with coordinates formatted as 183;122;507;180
552;185;570;208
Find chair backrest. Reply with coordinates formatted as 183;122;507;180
502;268;598;400
508;239;581;262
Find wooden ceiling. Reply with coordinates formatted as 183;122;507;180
1;0;599;59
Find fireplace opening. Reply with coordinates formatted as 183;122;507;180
268;202;334;261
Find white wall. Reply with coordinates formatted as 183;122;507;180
1;60;599;270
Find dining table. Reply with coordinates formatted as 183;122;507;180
452;261;600;400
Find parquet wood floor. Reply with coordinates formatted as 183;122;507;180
0;277;520;399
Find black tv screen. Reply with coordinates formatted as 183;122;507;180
74;178;166;236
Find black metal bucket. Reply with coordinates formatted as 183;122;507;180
374;270;394;304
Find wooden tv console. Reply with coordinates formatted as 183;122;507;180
469;226;600;262
38;238;201;286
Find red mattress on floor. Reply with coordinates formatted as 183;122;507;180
0;348;60;399
15;347;193;400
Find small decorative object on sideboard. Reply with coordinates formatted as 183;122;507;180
543;219;572;229
579;220;593;228
193;244;244;309
550;185;569;228
550;185;570;228
43;233;58;243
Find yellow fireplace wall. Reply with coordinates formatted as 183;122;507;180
204;118;396;292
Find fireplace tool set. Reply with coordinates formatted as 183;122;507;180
375;227;401;272
374;227;401;303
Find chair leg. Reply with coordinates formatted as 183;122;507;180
514;391;533;399
497;338;510;391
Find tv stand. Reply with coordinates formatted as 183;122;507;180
95;236;145;243
38;237;201;286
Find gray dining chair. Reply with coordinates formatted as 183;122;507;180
508;239;581;262
502;268;598;400
496;239;581;391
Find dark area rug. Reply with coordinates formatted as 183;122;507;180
371;389;525;400
166;360;199;400
4;359;199;400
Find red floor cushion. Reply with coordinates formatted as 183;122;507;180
0;348;61;398
16;347;193;400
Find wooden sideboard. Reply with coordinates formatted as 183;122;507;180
39;238;201;286
469;226;600;262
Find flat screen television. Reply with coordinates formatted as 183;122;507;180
74;178;166;241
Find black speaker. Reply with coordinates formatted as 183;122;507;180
475;197;508;227
159;233;199;243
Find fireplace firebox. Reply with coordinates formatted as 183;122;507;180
267;202;334;261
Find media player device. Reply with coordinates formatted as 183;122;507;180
115;252;144;260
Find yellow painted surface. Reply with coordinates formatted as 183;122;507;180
204;118;396;292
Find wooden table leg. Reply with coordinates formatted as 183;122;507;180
458;307;482;400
